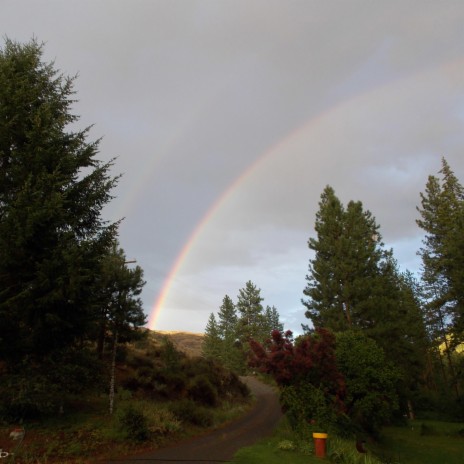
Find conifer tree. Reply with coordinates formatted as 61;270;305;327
303;186;429;407
217;295;238;341
0;39;119;366
236;280;266;342
417;158;464;343
417;158;464;396
302;186;385;331
202;313;222;359
265;305;284;332
217;295;243;371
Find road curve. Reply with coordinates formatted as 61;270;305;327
106;376;282;464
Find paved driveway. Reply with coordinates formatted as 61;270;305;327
106;376;282;463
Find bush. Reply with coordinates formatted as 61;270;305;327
336;331;401;435
280;383;340;438
169;399;213;427
188;376;218;407
117;405;150;442
144;406;182;436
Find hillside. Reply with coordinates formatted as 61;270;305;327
155;330;204;357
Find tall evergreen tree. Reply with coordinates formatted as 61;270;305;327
416;158;464;397
0;39;119;366
217;295;243;371
417;158;464;344
302;186;385;331
236;280;267;342
303;186;429;409
202;313;221;360
217;295;238;341
265;305;284;334
96;243;146;358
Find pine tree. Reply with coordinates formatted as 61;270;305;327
0;39;119;366
217;295;243;371
303;186;429;407
236;280;267;342
417;158;464;343
417;158;464;396
264;305;284;334
302;186;384;331
217;295;238;341
202;313;222;359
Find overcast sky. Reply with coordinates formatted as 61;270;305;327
3;1;464;333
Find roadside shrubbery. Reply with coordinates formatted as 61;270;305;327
249;328;402;440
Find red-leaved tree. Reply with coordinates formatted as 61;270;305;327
249;328;346;421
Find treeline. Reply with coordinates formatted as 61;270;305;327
0;39;146;419
203;158;464;438
202;281;283;373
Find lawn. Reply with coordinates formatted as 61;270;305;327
371;420;464;464
231;418;464;464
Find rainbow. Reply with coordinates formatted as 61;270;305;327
147;106;336;329
146;57;462;330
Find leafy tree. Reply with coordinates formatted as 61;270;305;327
335;331;401;435
0;38;119;367
249;328;346;432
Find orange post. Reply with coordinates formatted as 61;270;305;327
312;432;328;458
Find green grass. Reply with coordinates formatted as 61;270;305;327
371;420;464;464
231;418;316;464
232;418;464;464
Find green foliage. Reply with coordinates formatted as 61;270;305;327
281;383;338;436
416;158;464;399
0;38;120;365
303;186;385;331
168;399;214;427
0;38;149;421
0;348;105;420
237;280;267;343
327;437;383;464
117;405;150;442
188;375;219;407
202;313;222;359
202;284;284;374
302;185;429;417
336;331;401;435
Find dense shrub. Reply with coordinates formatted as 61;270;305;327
188;376;219;407
0;349;105;420
169;399;214;427
335;331;401;435
117;405;150;442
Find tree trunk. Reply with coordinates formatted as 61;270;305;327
109;330;118;415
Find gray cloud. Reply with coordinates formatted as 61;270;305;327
2;0;464;332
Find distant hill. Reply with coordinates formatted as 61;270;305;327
153;330;204;357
